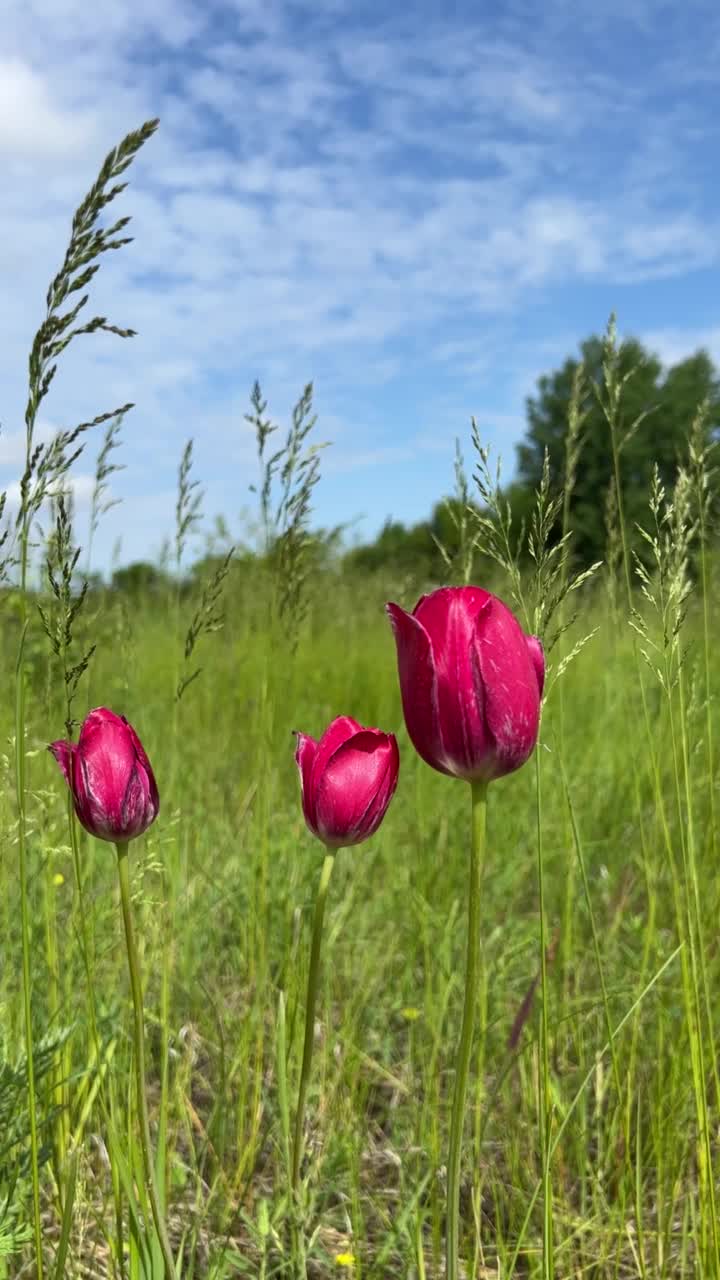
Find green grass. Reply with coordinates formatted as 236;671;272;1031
0;556;718;1278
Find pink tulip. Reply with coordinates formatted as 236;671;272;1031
49;707;159;843
295;715;399;848
386;586;544;784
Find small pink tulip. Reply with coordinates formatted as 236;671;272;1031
49;706;159;843
295;715;399;848
386;586;544;784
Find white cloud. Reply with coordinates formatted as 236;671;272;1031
642;326;720;369
0;420;58;467
0;58;95;157
621;218;716;274
0;0;718;566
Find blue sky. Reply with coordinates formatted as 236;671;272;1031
2;0;720;572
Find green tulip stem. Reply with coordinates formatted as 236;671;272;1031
292;846;337;1195
116;841;175;1278
446;779;488;1280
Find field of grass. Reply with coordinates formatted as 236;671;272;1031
3;119;720;1280
2;543;719;1277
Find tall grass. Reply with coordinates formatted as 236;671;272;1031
1;121;719;1279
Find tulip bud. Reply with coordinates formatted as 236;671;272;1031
294;715;399;849
386;586;544;784
49;707;159;843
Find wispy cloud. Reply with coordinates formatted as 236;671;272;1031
642;326;720;369
2;0;719;565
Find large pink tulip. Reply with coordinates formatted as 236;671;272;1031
386;586;544;783
49;707;159;843
295;715;399;848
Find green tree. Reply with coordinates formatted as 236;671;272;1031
516;335;720;567
344;517;437;576
344;499;485;581
111;561;170;596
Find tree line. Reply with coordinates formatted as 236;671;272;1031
346;329;720;578
72;327;720;597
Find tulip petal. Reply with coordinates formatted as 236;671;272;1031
386;602;452;777
315;730;399;847
474;598;541;779
73;752;107;837
123;718;160;818
49;707;159;843
312;716;363;792
432;592;492;778
48;739;74;786
526;635;545;697
411;588;497;779
294;731;318;830
412;586;492;686
78;708;139;834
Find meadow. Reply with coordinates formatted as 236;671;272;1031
2;121;719;1280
